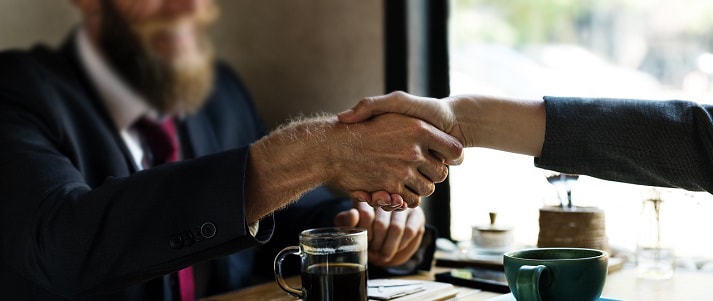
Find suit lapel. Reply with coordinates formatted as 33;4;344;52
56;32;140;173
181;109;221;159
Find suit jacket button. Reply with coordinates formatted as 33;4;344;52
201;222;216;238
182;231;195;247
192;226;204;242
170;235;184;249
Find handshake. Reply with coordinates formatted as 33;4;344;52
247;91;545;239
329;91;546;210
247;91;544;266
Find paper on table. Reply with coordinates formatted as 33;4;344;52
368;279;459;301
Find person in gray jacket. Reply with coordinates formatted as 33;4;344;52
338;91;713;208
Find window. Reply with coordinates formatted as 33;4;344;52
448;0;713;263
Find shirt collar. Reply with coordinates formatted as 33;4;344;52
75;28;153;130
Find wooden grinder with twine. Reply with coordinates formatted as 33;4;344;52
538;173;609;252
538;206;609;253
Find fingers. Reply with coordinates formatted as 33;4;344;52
390;194;407;211
362;192;407;211
332;112;463;209
398;190;421;208
383;225;424;266
338;92;460;145
333;208;359;227
370;191;392;207
350;205;426;267
420;122;464;166
418;155;449;184
377;210;407;263
349;190;371;203
401;208;425;248
368;207;391;253
383;208;426;266
370;208;426;266
338;92;409;123
354;202;376;242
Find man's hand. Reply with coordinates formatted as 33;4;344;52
324;113;463;207
334;92;468;209
334;201;425;267
338;91;471;147
336;92;466;209
337;91;546;209
245;112;463;222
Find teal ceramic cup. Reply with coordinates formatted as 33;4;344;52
503;248;608;301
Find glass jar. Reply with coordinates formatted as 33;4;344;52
636;196;674;280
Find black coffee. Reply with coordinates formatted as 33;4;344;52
302;263;367;301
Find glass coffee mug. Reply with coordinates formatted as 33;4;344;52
504;248;608;301
274;227;368;301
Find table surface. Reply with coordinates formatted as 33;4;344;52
200;267;713;301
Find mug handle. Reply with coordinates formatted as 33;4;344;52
514;265;549;301
273;246;304;298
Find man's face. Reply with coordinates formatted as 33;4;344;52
88;0;219;114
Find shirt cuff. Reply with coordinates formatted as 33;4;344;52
248;221;260;237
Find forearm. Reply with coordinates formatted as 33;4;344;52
449;95;546;156
245;117;335;223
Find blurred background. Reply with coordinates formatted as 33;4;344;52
3;0;713;269
0;0;384;129
448;0;713;267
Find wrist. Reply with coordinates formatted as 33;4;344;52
245;118;333;222
447;96;479;147
319;118;359;185
258;119;331;184
452;95;545;156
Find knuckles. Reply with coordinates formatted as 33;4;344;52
424;182;436;196
390;223;405;235
372;217;389;233
389;90;409;100
447;140;465;162
359;207;376;222
402;146;424;163
402;225;417;241
357;97;376;109
435;165;449;183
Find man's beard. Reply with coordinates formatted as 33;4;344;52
98;1;217;114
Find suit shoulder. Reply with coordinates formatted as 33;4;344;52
214;61;247;86
0;45;80;114
213;61;253;100
0;45;71;92
0;45;57;74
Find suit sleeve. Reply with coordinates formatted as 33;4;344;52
535;96;713;192
0;65;273;297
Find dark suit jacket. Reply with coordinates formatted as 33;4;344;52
536;96;713;192
0;37;311;300
0;36;433;300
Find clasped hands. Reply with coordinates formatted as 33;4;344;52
327;91;467;266
334;91;467;210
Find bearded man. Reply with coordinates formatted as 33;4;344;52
0;0;463;300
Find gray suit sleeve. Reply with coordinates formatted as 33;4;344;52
535;96;713;192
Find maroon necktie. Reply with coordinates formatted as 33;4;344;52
134;117;194;301
134;117;179;166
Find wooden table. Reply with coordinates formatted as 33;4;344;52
200;267;713;300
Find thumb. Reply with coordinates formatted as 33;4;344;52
338;92;409;123
334;208;360;227
337;104;377;124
